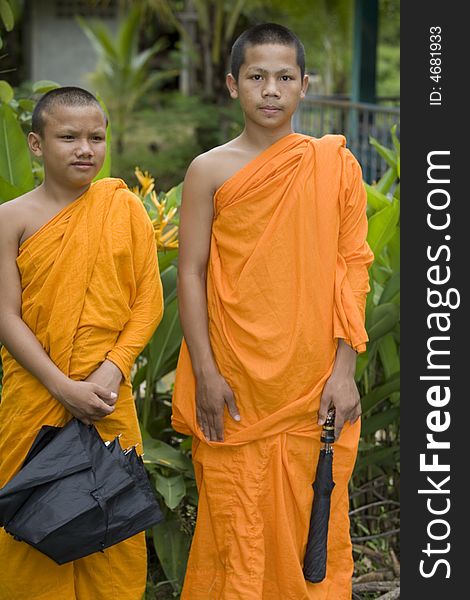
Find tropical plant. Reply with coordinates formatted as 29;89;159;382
131;168;181;431
350;126;400;581
357;125;400;466
0;0;14;50
130;169;195;595
137;0;358;98
0;81;37;202
140;0;250;99
78;6;178;154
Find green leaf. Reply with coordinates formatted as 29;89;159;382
377;333;400;379
369;136;397;170
32;80;60;94
132;38;167;71
0;80;13;103
375;167;397;195
387;226;400;273
185;479;199;505
93;95;111;180
148;294;183;382
367;303;399;343
361;373;400;414
161;264;177;301
158;249;178;273
361;407;400;437
391;124;400;154
0;174;21;202
18;99;35;112
153;518;191;593
179;437;192;452
165;182;183;210
155;472;186;509
365;279;376;318
132;362;147;391
117;5;140;63
193;0;210;32
139;70;179;96
379;272;400;304
0;103;34;192
0;0;14;31
367;198;400;257
393;182;400;200
153;348;180;384
142;435;194;474
365;182;391;212
355;349;368;380
77;17;118;62
370;262;389;287
355;445;399;471
138;267;182;430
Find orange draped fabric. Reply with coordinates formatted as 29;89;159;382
172;133;374;600
0;178;163;600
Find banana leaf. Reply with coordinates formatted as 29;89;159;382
361;373;400;414
0;104;34;194
153;518;191;593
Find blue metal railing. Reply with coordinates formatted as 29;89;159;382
293;97;400;183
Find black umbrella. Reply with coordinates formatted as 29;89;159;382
303;408;336;583
0;418;163;564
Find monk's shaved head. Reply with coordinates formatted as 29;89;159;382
230;23;305;81
32;87;106;135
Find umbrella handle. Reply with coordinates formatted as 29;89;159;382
321;407;336;448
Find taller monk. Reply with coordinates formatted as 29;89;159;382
0;87;163;599
173;23;373;599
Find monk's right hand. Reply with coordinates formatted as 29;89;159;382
55;379;117;425
195;369;240;442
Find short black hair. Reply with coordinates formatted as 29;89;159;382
32;86;106;135
230;23;305;81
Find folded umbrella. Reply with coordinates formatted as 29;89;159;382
303;408;336;583
0;418;163;564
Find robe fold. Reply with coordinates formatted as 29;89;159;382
0;178;163;600
172;133;374;599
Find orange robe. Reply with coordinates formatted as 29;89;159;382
172;133;374;600
0;178;163;600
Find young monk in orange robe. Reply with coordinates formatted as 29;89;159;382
172;24;373;599
0;87;163;599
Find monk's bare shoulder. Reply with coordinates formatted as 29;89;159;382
0;190;38;251
186;139;256;197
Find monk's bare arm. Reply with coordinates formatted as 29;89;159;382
318;339;359;439
0;204;116;424
178;156;240;442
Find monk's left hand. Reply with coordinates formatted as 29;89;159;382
85;359;123;405
318;340;360;440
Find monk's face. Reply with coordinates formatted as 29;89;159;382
29;104;107;188
227;43;309;131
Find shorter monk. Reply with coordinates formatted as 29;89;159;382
0;87;163;599
173;23;374;599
